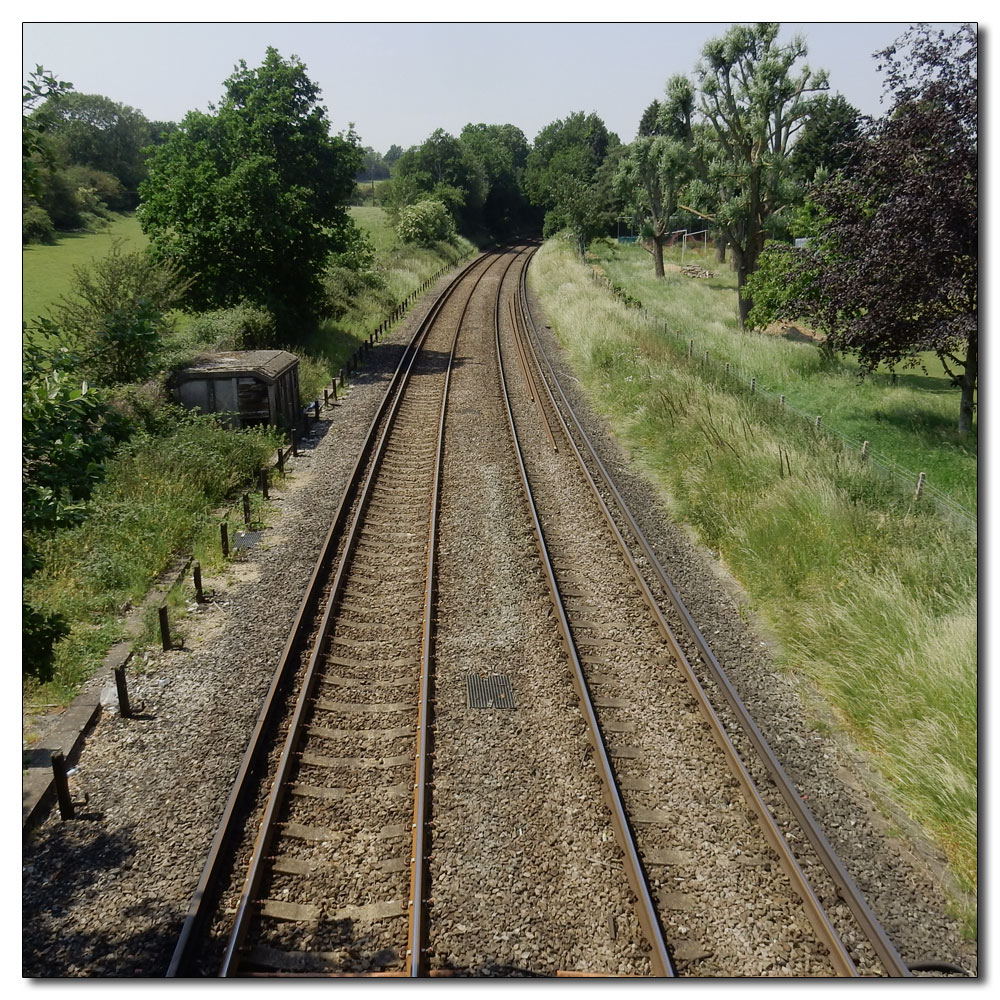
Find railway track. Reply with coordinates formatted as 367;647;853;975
168;243;913;977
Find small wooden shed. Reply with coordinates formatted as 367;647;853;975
172;350;301;429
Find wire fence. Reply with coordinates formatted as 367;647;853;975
582;263;978;533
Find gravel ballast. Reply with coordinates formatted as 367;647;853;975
21;254;977;978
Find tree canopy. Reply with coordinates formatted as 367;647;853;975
747;24;978;432
681;23;829;325
138;47;362;335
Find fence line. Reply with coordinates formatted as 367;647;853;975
618;293;976;531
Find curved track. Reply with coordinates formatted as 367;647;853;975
167;244;912;978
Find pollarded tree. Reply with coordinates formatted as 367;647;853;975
616;79;695;278
680;23;829;326
138;48;362;336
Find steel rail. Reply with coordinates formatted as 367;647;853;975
517;262;911;978
165;251;494;978
496;249;677;978
404;245;526;975
218;250;509;976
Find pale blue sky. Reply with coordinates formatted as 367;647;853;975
20;17;976;155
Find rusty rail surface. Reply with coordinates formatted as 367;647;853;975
516;260;912;978
495;247;677;977
167;251;497;978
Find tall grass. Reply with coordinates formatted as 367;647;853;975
529;237;977;898
24;416;282;706
592;240;977;510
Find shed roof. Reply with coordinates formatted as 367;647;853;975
175;350;299;383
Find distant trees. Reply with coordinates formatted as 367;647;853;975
459;123;532;236
524;111;621;255
138;47;362;336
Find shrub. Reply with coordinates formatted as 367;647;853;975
22;203;56;244
184;304;277;350
55;241;192;385
396;199;455;247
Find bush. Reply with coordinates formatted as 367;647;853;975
396;199;455;247
64;164;132;212
22;203;56;244
184;304;277;350
55;241;192;385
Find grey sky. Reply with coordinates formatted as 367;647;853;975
21;19;972;155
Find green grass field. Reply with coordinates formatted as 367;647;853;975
530;236;977;908
22;214;148;328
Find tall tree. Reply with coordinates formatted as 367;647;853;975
818;25;976;432
138;48;362;335
524;111;620;254
681;23;829;326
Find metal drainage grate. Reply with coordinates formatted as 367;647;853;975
466;673;515;710
231;530;263;552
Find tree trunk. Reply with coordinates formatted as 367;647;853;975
958;337;978;434
715;234;727;264
733;247;752;328
653;236;665;278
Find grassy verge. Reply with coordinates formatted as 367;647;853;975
24;416;283;709
529;236;977;905
593;240;977;511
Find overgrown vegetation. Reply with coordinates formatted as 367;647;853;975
530;236;977;900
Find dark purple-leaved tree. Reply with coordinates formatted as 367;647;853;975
806;24;978;433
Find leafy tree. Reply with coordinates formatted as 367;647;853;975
459;122;531;236
383;143;404;167
138;48;362;336
679;23;829;326
23;65;73;201
637;100;663;137
789;94;863;186
44;92;154;197
524;112;621;254
820;25;976;432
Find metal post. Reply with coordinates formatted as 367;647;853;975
193;562;205;603
115;666;132;718
815;415;822;430
221;522;230;558
159;606;172;651
861;441;869;461
915;472;926;499
51;752;74;820
750;377;756;393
